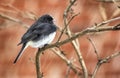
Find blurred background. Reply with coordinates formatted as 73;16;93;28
0;0;120;78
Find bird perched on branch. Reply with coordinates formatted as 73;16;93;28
14;14;57;63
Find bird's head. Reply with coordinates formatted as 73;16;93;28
38;14;54;24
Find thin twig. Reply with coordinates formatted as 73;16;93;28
51;47;92;77
92;51;120;78
67;12;80;26
64;0;77;16
51;47;93;77
51;48;80;74
57;0;78;42
72;40;88;78
94;16;120;27
65;66;71;78
91;62;101;78
97;0;120;2
87;37;100;60
57;13;80;42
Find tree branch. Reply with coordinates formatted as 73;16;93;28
35;23;120;78
95;16;120;27
51;48;80;75
97;0;120;2
87;37;100;60
35;49;43;78
38;24;120;53
57;0;78;42
60;0;88;77
92;51;120;78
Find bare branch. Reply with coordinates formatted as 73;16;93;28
64;0;77;17
97;0;120;2
38;24;120;54
87;37;100;60
57;12;80;42
60;0;88;77
67;12;80;26
91;62;101;78
65;66;71;78
72;40;88;78
93;16;120;27
92;51;120;78
35;49;43;78
51;48;80;74
57;0;78;42
34;22;120;78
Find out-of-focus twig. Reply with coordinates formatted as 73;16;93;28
112;0;120;8
92;51;120;78
99;3;107;21
0;13;29;28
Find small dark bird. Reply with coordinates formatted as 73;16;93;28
14;14;57;63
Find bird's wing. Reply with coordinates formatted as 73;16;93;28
18;23;57;44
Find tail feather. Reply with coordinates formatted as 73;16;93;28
17;41;22;46
14;43;27;63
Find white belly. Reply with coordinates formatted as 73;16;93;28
27;32;56;48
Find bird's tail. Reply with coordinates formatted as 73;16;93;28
13;43;27;64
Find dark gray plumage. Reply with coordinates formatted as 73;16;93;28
14;14;57;63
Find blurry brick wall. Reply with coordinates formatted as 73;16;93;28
0;0;120;78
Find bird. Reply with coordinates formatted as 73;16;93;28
13;14;57;63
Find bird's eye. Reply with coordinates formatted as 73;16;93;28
48;17;53;21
